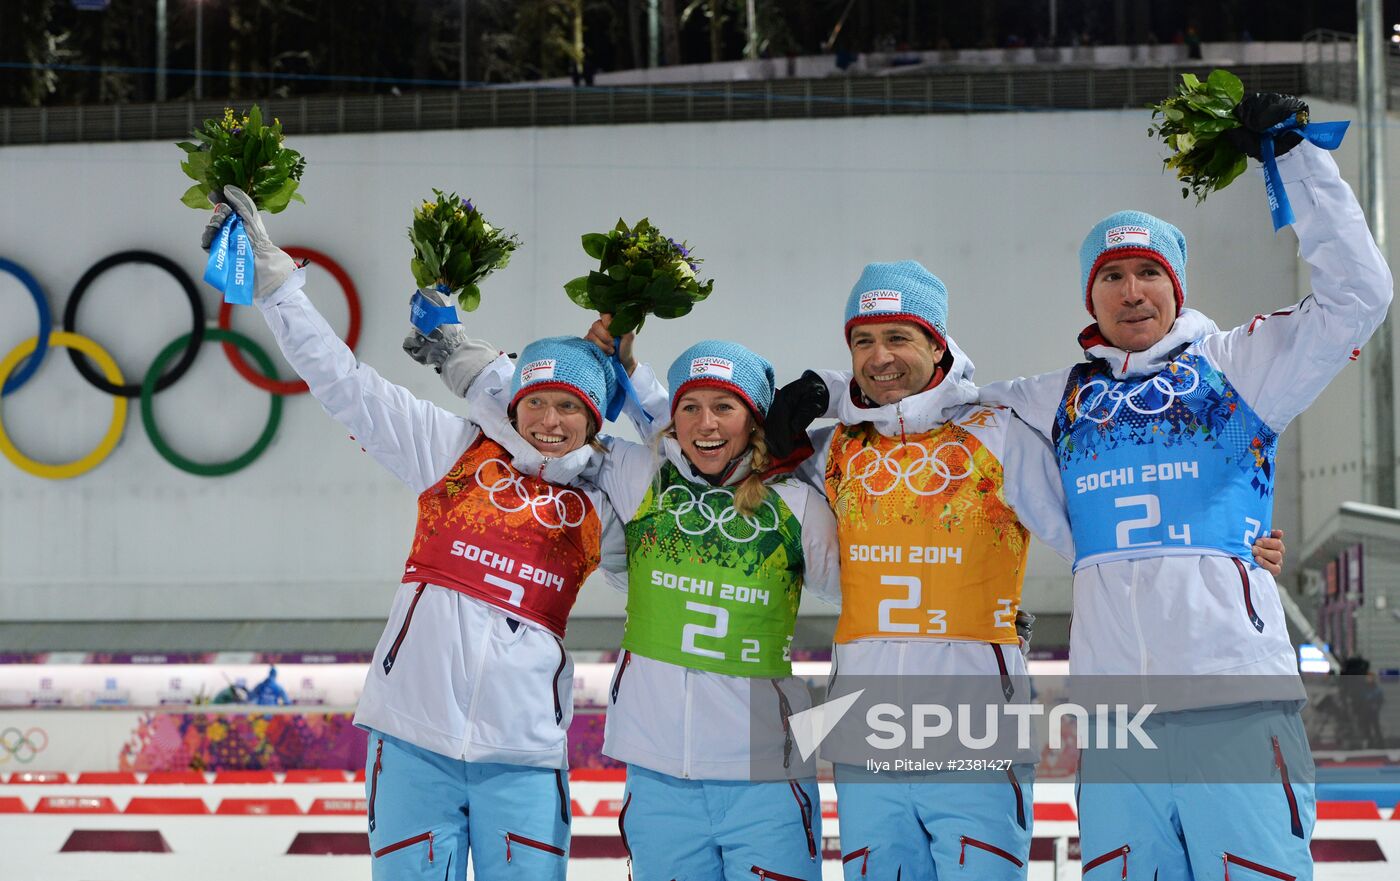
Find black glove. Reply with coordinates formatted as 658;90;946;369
765;370;828;459
1225;92;1308;161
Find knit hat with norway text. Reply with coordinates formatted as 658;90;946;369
510;336;617;425
1079;210;1188;315
844;260;948;348
666;340;776;418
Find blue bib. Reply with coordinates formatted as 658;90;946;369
1053;349;1277;569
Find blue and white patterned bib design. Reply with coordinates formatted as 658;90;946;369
1053;349;1277;568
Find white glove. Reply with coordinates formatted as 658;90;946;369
200;185;296;301
402;287;500;398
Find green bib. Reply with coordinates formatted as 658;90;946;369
622;463;806;677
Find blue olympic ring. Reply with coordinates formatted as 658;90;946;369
0;726;49;764
0;258;52;396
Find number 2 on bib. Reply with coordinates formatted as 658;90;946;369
681;601;729;659
876;575;947;635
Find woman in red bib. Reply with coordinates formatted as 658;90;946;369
201;187;628;881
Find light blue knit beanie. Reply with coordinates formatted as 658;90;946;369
1079;210;1188;314
510;336;617;425
844;260;948;347
667;340;775;418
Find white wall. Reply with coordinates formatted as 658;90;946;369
0;106;1373;625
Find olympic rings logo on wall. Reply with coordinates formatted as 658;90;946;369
0;727;48;764
0;248;360;480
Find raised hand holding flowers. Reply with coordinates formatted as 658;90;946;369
1149;71;1349;230
409;190;520;313
179;106;305;305
563;218;713;337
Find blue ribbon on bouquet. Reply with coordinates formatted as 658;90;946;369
606;348;654;424
409;285;461;336
1260;114;1350;231
203;212;256;305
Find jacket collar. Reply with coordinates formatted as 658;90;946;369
1077;308;1219;379
469;376;599;486
659;436;755;488
833;335;980;436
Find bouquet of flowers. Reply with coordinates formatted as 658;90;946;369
564;218;713;336
409;190;520;312
1148;69;1249;203
177;106;306;212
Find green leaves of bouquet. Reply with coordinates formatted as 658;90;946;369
1148;69;1249;203
177;106;306;213
564;218;713;336
409;190;520;312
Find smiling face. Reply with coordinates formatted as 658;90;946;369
672;387;756;476
1089;256;1179;352
513;389;594;456
848;321;944;405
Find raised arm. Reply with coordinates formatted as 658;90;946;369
1198;140;1394;431
209;188;478;492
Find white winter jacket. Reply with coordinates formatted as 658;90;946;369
258;274;626;768
979;142;1393;695
797;337;1074;751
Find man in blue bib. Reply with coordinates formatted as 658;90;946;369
980;92;1394;879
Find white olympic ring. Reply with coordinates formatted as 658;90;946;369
474;458;586;529
845;440;974;497
657;483;780;543
1073;363;1200;425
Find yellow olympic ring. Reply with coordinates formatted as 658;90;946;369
0;332;127;479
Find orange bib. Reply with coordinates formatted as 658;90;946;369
824;420;1028;644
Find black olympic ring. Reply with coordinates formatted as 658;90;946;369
63;250;206;398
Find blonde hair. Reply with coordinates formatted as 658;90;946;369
659;420;773;518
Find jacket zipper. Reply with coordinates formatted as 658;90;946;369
551;638;567;725
373;829;432;862
842;847;870;876
1006;767;1026;830
896;401;907;444
1233;557;1266;633
504;832;565;861
382;584;426;675
367;738;383;832
1272;735;1304;839
992;643;1014;700
749;866;805;880
1223;852;1296;881
787;779;816;860
1128;561;1148;674
609;650;631;704
554;769;570;826
959;835;1023;868
773;680;794;771
682;668;694;778
1082;844;1129;878
618;793;634;879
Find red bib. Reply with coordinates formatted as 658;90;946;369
402;436;602;637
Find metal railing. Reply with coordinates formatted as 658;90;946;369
1302;27;1400;107
0;63;1304;147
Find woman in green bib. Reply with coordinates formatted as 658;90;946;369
585;337;842;881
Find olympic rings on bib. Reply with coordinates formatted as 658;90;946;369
0;257;53;396
0;332;128;479
1074;363;1200;424
657;482;780;543
474;457;588;528
141;329;284;477
63;251;205;398
846;440;974;497
217;247;361;395
0;727;48;764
